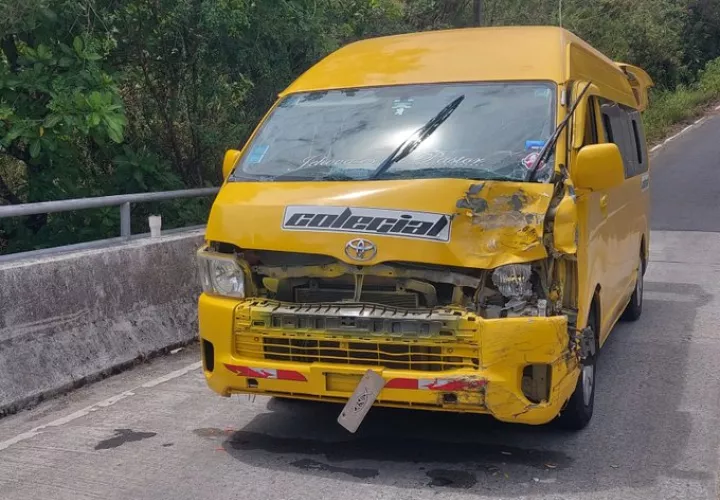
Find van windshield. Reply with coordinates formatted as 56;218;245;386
230;82;557;183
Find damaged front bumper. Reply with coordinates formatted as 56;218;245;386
199;294;580;425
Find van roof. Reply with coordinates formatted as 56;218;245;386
282;26;646;108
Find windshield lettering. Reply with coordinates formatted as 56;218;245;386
415;152;486;167
298;155;379;170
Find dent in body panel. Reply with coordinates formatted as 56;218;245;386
550;183;579;255
204;177;586;422
455;182;553;260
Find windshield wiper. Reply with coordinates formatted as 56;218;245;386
370;95;465;179
526;82;592;182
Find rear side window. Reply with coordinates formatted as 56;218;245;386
631;120;642;162
599;99;646;178
630;113;648;174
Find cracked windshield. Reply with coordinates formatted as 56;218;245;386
232;83;556;182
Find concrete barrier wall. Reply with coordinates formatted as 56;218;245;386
0;230;204;416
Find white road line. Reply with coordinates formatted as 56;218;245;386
141;362;202;388
0;362;202;452
651;117;707;153
673;124;694;139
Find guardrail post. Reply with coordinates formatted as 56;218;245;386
120;202;131;239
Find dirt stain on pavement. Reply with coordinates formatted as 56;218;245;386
95;429;157;450
218;430;571;469
291;458;379;479
426;469;477;488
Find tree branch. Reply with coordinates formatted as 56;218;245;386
0;170;22;205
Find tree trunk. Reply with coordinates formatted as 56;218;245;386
473;0;484;26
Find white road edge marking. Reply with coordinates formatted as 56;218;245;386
651;117;707;153
0;361;202;452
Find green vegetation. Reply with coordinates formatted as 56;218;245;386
644;58;720;142
3;0;720;253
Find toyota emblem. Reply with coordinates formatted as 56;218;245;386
344;238;377;262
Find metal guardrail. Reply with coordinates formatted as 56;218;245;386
0;187;219;239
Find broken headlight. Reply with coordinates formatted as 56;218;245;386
197;250;245;298
491;264;532;300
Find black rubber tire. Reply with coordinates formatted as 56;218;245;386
556;305;598;431
621;254;644;322
267;396;304;411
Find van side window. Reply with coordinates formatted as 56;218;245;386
600;99;645;178
601;113;613;143
630;112;648;175
583;97;598;145
631;120;642;163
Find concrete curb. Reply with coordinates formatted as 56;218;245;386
0;230;204;416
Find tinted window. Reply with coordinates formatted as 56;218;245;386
630;113;648;174
602;113;614;143
631;120;641;163
584;97;598;145
600;99;646;178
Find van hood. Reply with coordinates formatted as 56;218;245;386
205;179;555;269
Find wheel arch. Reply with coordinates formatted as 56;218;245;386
640;235;648;274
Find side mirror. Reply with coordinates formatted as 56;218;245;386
573;143;625;191
222;149;242;179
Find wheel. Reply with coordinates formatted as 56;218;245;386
621;254;644;322
556;305;598;430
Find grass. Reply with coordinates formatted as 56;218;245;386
643;57;720;143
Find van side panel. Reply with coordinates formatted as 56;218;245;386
570;82;650;343
573;97;627;341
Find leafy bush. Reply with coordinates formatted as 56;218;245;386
644;57;720;142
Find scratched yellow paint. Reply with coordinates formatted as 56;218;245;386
553;186;579;255
455;181;554;267
208;179;555;270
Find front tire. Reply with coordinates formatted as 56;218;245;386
556;306;598;430
622;255;644;321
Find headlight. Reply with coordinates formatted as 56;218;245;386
492;264;532;299
197;250;245;298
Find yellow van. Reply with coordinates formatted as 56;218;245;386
197;26;652;430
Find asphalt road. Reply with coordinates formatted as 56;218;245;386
2;117;720;500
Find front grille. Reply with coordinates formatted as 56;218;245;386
295;288;419;308
235;334;478;372
233;300;481;372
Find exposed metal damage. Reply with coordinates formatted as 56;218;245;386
203;174;584;421
456;182;551;254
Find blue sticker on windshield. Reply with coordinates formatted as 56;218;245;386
525;140;546;152
247;145;269;164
